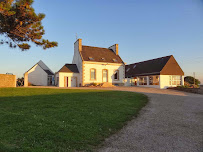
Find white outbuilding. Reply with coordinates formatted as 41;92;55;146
25;60;54;86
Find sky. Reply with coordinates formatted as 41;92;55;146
0;0;203;84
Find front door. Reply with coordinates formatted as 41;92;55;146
66;77;68;87
48;76;52;86
103;70;108;82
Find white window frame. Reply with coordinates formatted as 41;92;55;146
114;70;119;81
149;75;159;85
139;76;147;85
90;68;96;80
169;76;181;86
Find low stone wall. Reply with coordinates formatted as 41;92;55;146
0;74;16;87
168;87;201;94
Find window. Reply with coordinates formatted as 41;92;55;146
101;57;105;61
90;69;96;80
126;68;130;72
133;65;137;69
89;57;94;60
169;76;181;85
114;70;119;80
139;76;147;85
113;59;118;62
149;75;159;85
48;76;52;85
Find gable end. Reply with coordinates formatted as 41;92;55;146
160;55;184;75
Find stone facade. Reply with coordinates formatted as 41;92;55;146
0;74;16;87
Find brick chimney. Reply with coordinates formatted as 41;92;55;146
74;39;82;52
108;44;118;55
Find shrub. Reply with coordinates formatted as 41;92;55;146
177;85;189;88
184;76;200;86
92;83;97;86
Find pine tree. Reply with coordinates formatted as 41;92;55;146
0;0;58;51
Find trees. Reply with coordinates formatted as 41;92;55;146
0;0;58;51
184;76;200;86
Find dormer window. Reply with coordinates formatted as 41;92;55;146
113;59;117;62
133;65;137;69
126;68;130;72
89;57;94;60
101;57;105;61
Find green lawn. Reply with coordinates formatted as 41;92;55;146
0;88;148;152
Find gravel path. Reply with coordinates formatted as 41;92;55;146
97;87;203;152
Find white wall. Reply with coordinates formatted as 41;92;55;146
38;60;54;74
72;40;83;85
160;75;184;89
83;62;125;85
124;78;132;86
58;72;79;87
28;64;48;86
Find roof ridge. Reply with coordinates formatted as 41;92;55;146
127;55;172;66
82;45;110;50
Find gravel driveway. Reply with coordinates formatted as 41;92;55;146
97;87;203;152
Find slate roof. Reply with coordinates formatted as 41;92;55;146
125;55;172;77
44;70;54;75
80;46;124;63
58;64;79;73
26;61;54;75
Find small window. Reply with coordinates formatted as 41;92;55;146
101;57;105;61
114;70;119;80
113;59;118;62
90;69;96;80
126;68;130;72
139;76;147;85
89;57;94;60
133;65;136;69
149;75;159;85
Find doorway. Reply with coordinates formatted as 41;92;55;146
66;77;68;87
102;69;108;82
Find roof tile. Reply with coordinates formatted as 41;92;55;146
58;64;79;73
125;55;171;77
81;46;123;63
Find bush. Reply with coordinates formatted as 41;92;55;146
177;85;189;88
92;83;97;86
184;76;200;86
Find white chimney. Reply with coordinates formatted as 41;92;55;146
108;44;118;55
74;39;82;52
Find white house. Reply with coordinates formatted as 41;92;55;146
24;39;185;89
125;55;184;89
25;60;54;86
55;39;125;87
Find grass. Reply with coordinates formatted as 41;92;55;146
0;88;148;152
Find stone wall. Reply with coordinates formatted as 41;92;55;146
168;87;201;94
0;74;16;87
